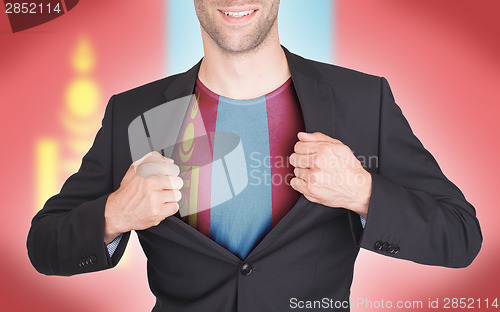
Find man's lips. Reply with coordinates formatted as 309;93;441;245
218;8;258;24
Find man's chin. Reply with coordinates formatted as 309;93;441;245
216;37;266;55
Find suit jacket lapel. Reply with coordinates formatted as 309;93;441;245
156;46;337;261
282;45;336;137
163;59;202;102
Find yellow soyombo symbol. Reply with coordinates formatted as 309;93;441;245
36;36;101;218
179;123;194;163
178;95;201;227
36;36;133;267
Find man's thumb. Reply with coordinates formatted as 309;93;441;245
297;132;339;143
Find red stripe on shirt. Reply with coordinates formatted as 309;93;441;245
265;78;305;228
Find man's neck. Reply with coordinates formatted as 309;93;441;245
198;32;291;100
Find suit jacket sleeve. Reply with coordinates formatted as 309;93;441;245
27;95;130;276
354;77;482;268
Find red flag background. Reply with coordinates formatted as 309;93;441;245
0;0;499;311
0;1;164;311
338;1;500;310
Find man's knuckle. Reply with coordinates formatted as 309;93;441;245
309;173;317;184
340;145;352;155
166;176;178;190
168;163;181;176
317;144;328;154
173;190;182;201
175;176;184;189
312;156;322;168
166;202;179;215
294;142;301;153
309;168;319;179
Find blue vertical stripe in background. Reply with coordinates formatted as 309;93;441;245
166;0;335;75
279;0;334;64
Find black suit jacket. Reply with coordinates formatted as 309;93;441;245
27;46;482;311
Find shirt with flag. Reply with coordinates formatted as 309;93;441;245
171;76;305;259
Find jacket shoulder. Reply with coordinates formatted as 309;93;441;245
109;72;192;124
291;52;382;88
113;73;182;103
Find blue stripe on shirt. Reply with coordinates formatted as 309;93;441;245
209;96;272;259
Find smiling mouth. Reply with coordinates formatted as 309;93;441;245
219;9;257;18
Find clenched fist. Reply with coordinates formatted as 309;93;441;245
104;151;183;244
289;132;372;218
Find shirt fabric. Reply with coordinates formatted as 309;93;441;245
171;77;305;259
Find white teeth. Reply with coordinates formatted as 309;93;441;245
222;10;255;18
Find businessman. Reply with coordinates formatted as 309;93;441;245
27;1;482;311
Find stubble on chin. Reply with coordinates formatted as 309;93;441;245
196;3;279;55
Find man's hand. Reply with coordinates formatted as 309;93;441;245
103;151;183;244
289;132;372;218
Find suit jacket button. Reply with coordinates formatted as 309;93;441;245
240;263;253;276
381;242;389;252
89;256;97;265
387;244;395;254
374;241;383;250
393;245;400;254
80;259;88;267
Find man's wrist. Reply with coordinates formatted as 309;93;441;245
104;193;125;244
104;218;124;245
350;171;372;219
104;232;121;245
